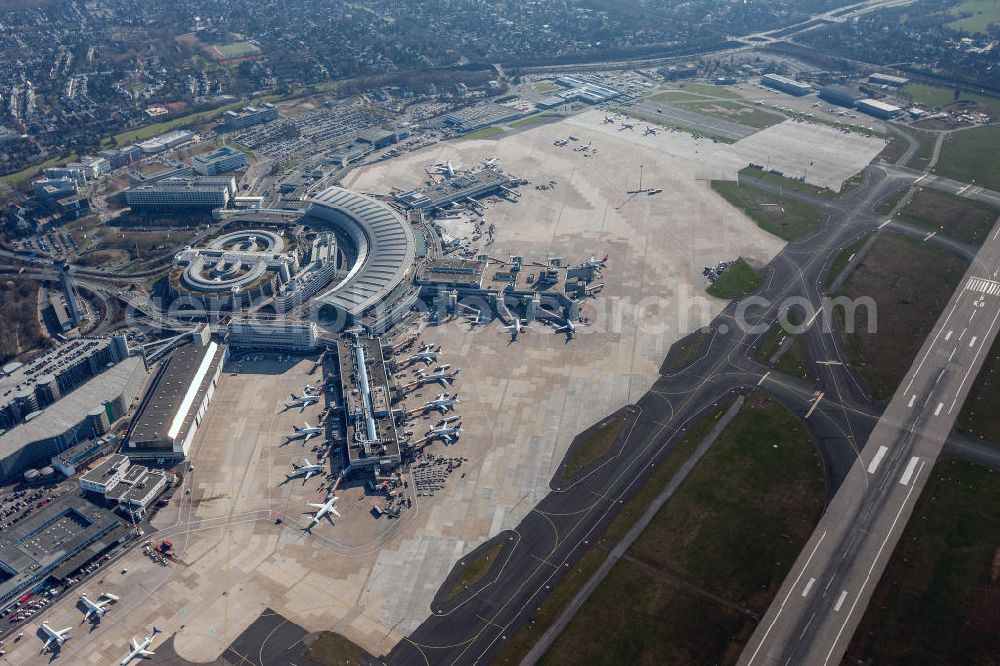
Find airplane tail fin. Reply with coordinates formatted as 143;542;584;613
152;626;162;635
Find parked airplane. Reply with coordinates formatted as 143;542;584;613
551;316;579;340
643;126;657;135
436;415;461;426
432;160;457;178
291;422;323;441
603;115;616;123
415;368;457;387
619;122;636;131
286;392;320;409
464;311;483;327
500;316;528;341
426;423;463;444
305;493;341;531
41;622;71;651
288;458;325;482
432;364;452;373
119;627;161;665
80;592;119;620
408;347;439;365
586;254;609;269
423;392;459;413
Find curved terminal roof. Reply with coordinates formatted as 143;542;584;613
306;187;415;317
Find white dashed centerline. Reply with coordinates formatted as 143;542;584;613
834;590;848;612
899;457;920;486
801;578;816;598
934;402;944;416
867;446;888;474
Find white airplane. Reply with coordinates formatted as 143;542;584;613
286;392;320;409
432;160;457;178
603;115;616;123
407;348;439;365
415;368;457;387
119;627;161;665
618;122;636;131
483;156;500;167
551;316;579;340
433;364;451;373
423;392;459;413
586;254;609;269
500;317;528;342
291;421;323;441
437;415;461;426
643;126;657;135
426;423;463;444
80;592;119;620
288;458;324;482
305;493;341;531
41;622;71;651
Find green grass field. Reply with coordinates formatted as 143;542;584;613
935;125;1000;191
824;235;870;289
738;166;838;198
754;323;815;383
900;82;1000;116
676;82;741;99
532;81;562;93
213;42;259;58
649;90;707;103
947;0;1000;33
706;258;762;299
543;391;824;665
836;233;967;400
301;631;367;665
960;332;1000;442
848;460;1000;663
508;113;559;129
561;413;629;481
676;100;786;129
896;188;998;245
459;126;504;140
446;543;504;601
712;180;826;241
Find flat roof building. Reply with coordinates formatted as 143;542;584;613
819;85;865;108
222;103;278;131
126;342;228;459
869;73;909;87
444;103;526;132
227;319;321;351
191;145;247;176
137;130;195;154
762;73;813;96
857;98;902;119
125;176;236;211
334;336;400;474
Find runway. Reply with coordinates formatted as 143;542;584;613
740;219;1000;665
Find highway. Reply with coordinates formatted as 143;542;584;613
740;221;1000;665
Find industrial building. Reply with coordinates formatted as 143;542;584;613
0;493;130;608
0;336;131;430
761;73;813;96
554;75;624;104
50;434;119;477
97;144;142;170
857;98;902;119
127;161;194;187
332;335;401;475
80;454;171;520
868;73;909;87
222;103;279;131
227;319;322;351
192;145;247;176
819;85;865;107
137;130;195;154
444;103;526;133
126;341;228;459
0;356;148;483
124;176;237;211
354;128;399;150
393;167;521;212
657;64;698;81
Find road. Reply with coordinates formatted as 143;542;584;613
740;214;1000;666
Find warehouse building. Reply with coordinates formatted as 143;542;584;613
444;103;525;133
126;342;228;459
0;494;130;608
657;64;698;81
761;73;813;96
819;85;865;108
868;73;909;87
857;98;902;119
192;145;247;176
137;130;195;155
124;176;237;211
0;356;148;483
80;454;172;520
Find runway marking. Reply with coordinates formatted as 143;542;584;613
877;218;892;229
959;327;967;341
907;394;916;408
965;277;1000;294
969;336;978;348
957;183;972;195
746;531;827;665
804;306;824;328
867;446;888;474
801;577;816;597
758;371;770;386
934;402;943;416
899;456;920;486
922;231;937;242
824;460;926;665
834;590;848;612
944;330;952;341
815;360;843;366
948;348;956;362
805;392;825;419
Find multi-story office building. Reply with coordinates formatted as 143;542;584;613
191;145;246;175
761;73;813;96
222;103;279;130
124;176;236;211
226;319;321;351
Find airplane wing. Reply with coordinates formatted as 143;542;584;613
307;503;325;509
331;508;341;518
131;637;140;651
139;648;155;656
